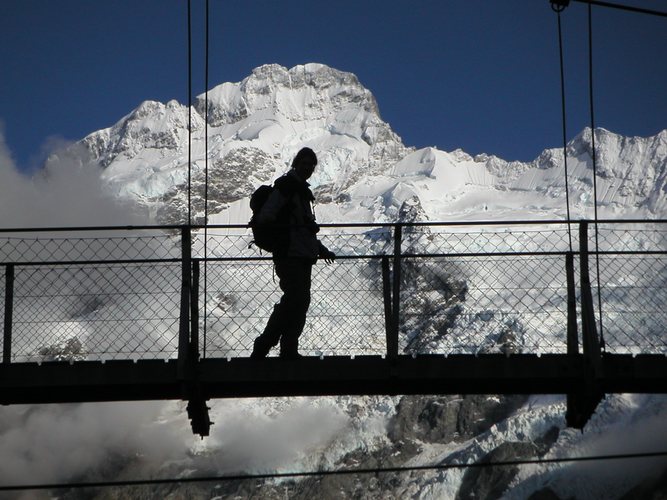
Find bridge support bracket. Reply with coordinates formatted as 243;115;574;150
186;382;213;438
566;222;605;430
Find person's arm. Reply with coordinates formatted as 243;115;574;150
318;241;336;264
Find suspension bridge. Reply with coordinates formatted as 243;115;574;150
0;220;665;436
2;0;666;439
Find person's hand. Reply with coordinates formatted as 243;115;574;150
321;248;336;264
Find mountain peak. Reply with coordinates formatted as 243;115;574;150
197;63;379;127
56;63;409;216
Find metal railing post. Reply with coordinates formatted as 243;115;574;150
389;224;402;359
566;221;604;429
565;252;578;356
381;256;394;356
579;222;602;363
178;226;192;379
3;264;14;364
180;237;211;437
190;259;200;360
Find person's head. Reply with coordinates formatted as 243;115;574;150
291;147;317;181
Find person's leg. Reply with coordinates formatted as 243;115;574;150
250;260;291;358
278;260;312;357
251;259;312;358
250;302;284;358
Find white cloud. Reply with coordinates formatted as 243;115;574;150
0;397;357;490
0;401;192;487
0;127;148;228
204;397;348;473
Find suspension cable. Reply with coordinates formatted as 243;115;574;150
2;450;666;492
572;0;667;18
187;0;193;226
552;1;574;252
587;3;605;350
203;0;210;356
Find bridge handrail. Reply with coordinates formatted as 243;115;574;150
1;220;665;366
0;218;665;233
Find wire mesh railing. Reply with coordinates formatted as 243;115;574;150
0;221;665;363
200;258;387;358
399;255;571;355
578;222;667;354
0;227;184;363
10;264;181;362
0;228;182;264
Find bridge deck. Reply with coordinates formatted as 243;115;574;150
1;221;666;434
2;354;667;405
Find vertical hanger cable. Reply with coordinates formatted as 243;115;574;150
587;3;606;350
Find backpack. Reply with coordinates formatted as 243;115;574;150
249;184;290;253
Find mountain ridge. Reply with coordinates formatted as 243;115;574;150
44;63;667;226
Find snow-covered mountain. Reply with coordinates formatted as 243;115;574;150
11;63;667;499
52;63;410;224
47;62;667;226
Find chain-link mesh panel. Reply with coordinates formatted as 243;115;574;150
318;228;394;257
3;223;665;363
192;228;254;259
595;223;667;253
594;254;667;354
398;224;576;255
0;265;5;361
200;258;386;357
195;223;579;259
193;226;393;259
10;263;181;362
199;261;277;357
400;255;571;355
305;258;386;356
582;225;667;353
0;231;181;264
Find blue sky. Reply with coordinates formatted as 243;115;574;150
1;0;665;171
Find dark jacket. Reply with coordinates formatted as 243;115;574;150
258;170;325;261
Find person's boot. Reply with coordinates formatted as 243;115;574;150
279;335;302;359
250;337;270;359
279;352;304;359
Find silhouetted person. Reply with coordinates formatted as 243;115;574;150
251;147;336;359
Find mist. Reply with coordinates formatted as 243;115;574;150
0;129;148;229
0;402;189;486
0;131;195;490
0;397;361;492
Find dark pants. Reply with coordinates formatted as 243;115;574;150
251;258;313;358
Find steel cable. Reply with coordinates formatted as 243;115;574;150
572;0;667;18
187;0;193;226
587;3;606;350
553;2;574;252
2;450;666;492
203;0;210;356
